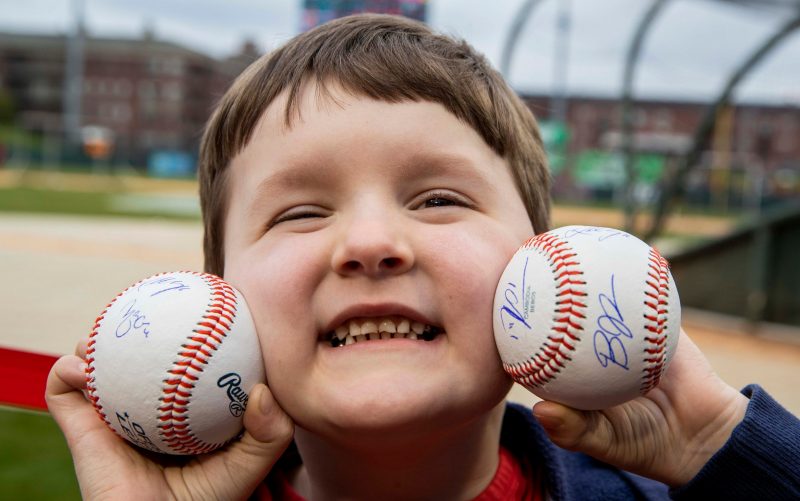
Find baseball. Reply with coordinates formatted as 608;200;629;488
493;226;680;410
85;271;265;455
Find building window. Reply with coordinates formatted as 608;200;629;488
148;57;162;74
634;109;648;128
165;57;184;76
655;109;673;131
113;80;132;98
162;82;183;101
110;103;132;122
776;113;798;154
140;100;158;122
138;80;156;99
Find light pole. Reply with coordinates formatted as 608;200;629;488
550;0;571;124
62;0;85;148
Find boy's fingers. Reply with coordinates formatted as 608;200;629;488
533;401;610;454
75;338;89;359
209;383;294;497
45;354;88;405
45;355;114;448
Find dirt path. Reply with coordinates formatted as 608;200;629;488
551;205;736;237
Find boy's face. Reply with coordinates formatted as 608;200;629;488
223;83;535;440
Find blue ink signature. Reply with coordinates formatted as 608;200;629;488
138;276;191;297
563;227;630;242
498;256;532;339
116;300;151;338
593;274;633;370
116;411;160;453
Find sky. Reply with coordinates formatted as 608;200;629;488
1;0;799;104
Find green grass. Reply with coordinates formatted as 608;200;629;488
0;186;113;215
0;186;199;220
0;408;80;499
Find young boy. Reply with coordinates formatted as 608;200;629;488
46;14;799;500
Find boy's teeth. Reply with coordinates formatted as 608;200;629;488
361;320;377;335
328;317;441;347
397;319;410;334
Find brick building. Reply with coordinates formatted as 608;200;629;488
1;26;797;202
523;94;800;204
0;29;259;166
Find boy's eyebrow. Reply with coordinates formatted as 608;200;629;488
396;151;496;186
244;160;336;214
247;150;497;212
254;162;332;193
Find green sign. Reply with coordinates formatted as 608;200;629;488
574;150;665;188
539;120;569;174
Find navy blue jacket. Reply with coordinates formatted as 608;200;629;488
501;385;800;500
261;385;799;499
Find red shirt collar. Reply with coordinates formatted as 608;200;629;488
257;446;540;501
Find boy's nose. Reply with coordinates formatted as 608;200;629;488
331;214;414;278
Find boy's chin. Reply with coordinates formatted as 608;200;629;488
298;374;510;442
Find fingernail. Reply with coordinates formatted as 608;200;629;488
257;385;271;415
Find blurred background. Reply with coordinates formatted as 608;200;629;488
0;0;798;498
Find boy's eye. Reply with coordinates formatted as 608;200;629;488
413;190;474;210
267;206;328;229
424;196;458;208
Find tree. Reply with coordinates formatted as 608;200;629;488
0;89;15;125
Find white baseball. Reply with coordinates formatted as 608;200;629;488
493;226;680;410
85;271;265;455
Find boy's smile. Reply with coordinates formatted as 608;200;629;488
222;82;535;440
322;314;444;346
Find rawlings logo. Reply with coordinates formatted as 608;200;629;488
217;373;248;417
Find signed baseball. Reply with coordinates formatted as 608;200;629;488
85;271;265;455
493;226;680;410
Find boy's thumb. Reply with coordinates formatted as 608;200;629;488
243;383;295;447
218;383;294;493
533;400;611;454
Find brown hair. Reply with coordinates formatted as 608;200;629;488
199;14;550;276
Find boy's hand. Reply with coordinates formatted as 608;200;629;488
532;329;749;487
46;339;294;500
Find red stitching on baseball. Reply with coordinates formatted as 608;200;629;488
503;233;587;390
641;249;671;393
157;272;239;455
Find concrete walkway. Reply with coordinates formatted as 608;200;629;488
1;213;798;414
0;213;202;355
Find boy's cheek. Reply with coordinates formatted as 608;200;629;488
431;224;526;283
